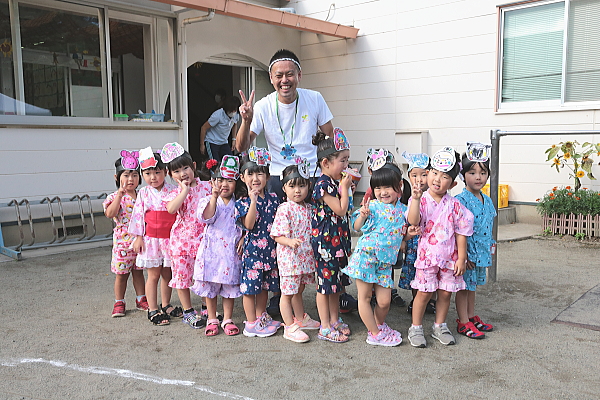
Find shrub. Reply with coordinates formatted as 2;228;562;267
536;186;600;216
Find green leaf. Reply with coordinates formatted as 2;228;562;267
588;172;596;180
546;147;560;161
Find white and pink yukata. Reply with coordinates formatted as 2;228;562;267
103;191;140;274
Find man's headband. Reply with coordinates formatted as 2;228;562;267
269;57;301;72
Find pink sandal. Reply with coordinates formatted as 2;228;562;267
332;318;351;336
221;319;240;336
205;319;220;336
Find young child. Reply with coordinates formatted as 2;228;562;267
407;147;474;347
270;160;320;343
344;157;415;346
192;156;244;336
162;142;212;329
103;151;148;317
399;152;434;314
200;96;242;161
454;142;496;339
236;147;281;338
311;128;353;343
128;147;177;326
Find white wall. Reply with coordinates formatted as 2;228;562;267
291;0;600;202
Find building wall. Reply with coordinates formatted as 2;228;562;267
291;0;600;202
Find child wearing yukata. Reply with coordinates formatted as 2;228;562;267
270;159;320;343
236;147;281;338
454;142;496;339
407;147;474;348
343;149;417;347
192;156;244;336
129;147;177;326
162;142;212;329
311;128;353;343
103;151;148;317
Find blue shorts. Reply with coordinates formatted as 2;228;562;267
462;266;487;291
240;268;280;295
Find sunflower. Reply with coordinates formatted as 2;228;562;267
576;170;585;178
564;152;571;159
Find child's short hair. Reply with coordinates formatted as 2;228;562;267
369;166;402;194
114;158;140;189
223;96;241;114
166;151;199;179
269;49;301;72
460;152;490;176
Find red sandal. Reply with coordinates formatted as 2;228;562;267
456;320;485;339
470;315;494;332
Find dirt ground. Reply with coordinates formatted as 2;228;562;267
1;237;599;400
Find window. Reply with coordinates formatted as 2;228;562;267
0;0;175;121
499;0;600;109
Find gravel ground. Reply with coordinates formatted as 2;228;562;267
1;237;599;400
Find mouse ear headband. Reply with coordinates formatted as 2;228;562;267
317;127;350;160
401;151;429;172
117;150;140;172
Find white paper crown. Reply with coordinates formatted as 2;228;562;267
160;142;185;164
138;146;158;170
431;147;457;172
466;141;492;162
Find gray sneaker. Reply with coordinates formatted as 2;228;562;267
408;325;427;348
431;323;455;345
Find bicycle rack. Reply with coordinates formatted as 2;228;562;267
0;193;112;260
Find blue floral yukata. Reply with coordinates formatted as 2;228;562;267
343;200;407;288
398;234;418;289
455;189;496;291
235;192;280;295
311;175;351;294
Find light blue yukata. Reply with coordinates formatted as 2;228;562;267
342;200;407;288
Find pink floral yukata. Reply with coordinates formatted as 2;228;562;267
410;191;474;293
163;178;211;289
191;196;243;299
270;201;316;295
128;183;176;269
103;191;140;274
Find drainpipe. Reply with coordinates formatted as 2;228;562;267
179;9;215;149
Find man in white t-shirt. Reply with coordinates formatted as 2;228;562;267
236;49;334;198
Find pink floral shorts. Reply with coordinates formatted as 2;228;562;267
111;245;141;274
411;265;466;293
169;254;194;289
280;273;316;295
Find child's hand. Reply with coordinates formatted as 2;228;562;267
210;179;220;198
287;238;302;249
236;235;245;256
350;180;357;194
407;225;421;237
340;172;352;190
359;201;370;218
249;188;260;202
400;240;407;254
132;236;144;254
177;177;191;191
454;258;466;276
466;260;476;270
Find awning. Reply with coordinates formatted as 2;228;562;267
152;0;359;39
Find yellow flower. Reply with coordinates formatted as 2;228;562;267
576;170;585;178
552;158;560;166
564;152;571;159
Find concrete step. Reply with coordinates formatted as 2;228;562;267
498;206;516;225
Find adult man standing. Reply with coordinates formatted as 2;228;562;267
236;49;334;198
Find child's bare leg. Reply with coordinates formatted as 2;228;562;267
145;267;161;311
206;296;218;320
159;267;173;306
328;292;341;326
373;285;391;326
434;289;452;325
243;294;256;321
356;279;378;334
131;269;146;296
177;288;193;311
316;292;331;329
455;290;469;324
280;294;295;326
255;290;269;318
114;273;129;300
222;298;235;322
467;290;476;318
412;290;433;326
291;284;306;320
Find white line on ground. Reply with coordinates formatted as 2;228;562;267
1;358;256;400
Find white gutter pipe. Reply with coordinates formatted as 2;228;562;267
182;8;215;25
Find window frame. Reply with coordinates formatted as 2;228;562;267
497;0;600;113
0;0;178;126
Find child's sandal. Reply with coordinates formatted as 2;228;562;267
332;318;351;336
221;319;240;336
318;327;348;343
148;310;170;326
205;319;220;336
160;303;183;318
456;320;485;339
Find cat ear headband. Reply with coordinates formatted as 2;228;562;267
160;142;187;164
117;150;139;172
401;151;430;172
317;127;350;160
466;141;492;162
138;146;158;170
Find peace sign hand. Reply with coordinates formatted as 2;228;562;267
239;90;255;123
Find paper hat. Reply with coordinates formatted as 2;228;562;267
367;148;394;171
138;147;158;170
431;147;458;173
401;151;430;171
218;155;240;180
119;150;139;171
160;142;185;164
333;127;350;151
466;141;492;162
248;146;271;166
295;156;311;179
